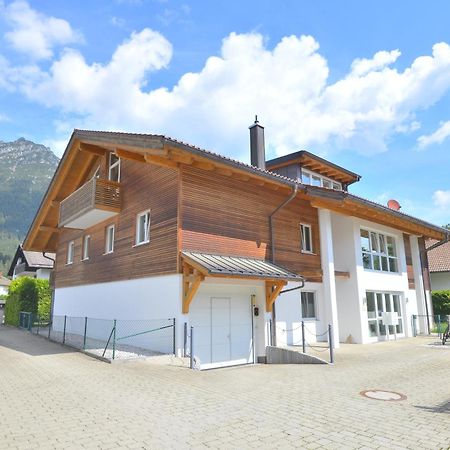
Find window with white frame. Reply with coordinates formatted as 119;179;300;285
301;292;316;319
108;153;121;182
300;224;313;253
135;210;150;245
301;169;342;190
67;241;74;264
360;229;398;273
82;235;91;260
105;225;115;254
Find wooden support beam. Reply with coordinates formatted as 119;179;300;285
116;148;145;163
192;160;215;171
39;225;60;233
335;271;350;278
79;143;107;156
145;148;169;157
216;167;233;177
144;153;178;169
265;280;287;312
171;153;194;165
182;262;205;313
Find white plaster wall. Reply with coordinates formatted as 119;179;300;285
353;218;415;343
190;278;267;360
36;268;51;280
331;213;362;343
54;274;184;354
430;272;450;291
275;281;326;346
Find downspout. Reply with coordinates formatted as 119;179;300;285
268;185;299;345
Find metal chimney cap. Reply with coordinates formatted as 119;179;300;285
249;115;264;129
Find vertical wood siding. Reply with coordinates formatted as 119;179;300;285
403;234;415;289
54;157;179;288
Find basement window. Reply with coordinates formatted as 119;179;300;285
105;225;115;254
66;241;74;265
300;223;313;253
82;235;91;261
135;210;151;246
109;153;121;182
301;292;316;319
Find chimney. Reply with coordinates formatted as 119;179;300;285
249;115;266;170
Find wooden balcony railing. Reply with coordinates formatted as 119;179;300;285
59;177;121;228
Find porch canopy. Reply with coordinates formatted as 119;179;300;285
181;251;304;313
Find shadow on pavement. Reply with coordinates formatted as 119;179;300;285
0;325;75;356
415;399;450;414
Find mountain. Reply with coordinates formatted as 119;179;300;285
0;138;59;274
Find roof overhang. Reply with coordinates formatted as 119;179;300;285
266;150;361;185
181;251;304;313
23;129;448;253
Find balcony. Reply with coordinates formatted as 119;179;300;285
59;177;122;229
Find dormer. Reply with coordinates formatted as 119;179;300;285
266;150;360;191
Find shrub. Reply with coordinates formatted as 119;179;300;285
4;277;52;326
432;290;450;316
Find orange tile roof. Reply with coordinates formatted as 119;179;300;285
427;239;450;272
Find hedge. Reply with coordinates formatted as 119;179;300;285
432;290;450;316
4;277;51;326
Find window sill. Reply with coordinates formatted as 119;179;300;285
133;240;150;248
81;257;89;262
66;262;73;266
103;251;114;256
363;268;400;275
301;250;316;255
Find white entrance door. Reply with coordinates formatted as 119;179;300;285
366;292;404;341
190;294;253;369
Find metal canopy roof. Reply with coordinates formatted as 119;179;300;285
182;251;304;282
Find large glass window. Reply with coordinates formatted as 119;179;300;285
360;229;398;273
366;291;403;339
301;292;316;319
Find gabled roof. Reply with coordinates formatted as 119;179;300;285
7;245;54;276
427;239;450;273
182;252;303;282
23;129;448;252
266;150;361;185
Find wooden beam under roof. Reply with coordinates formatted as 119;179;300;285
116;148;145;163
79;142;107;156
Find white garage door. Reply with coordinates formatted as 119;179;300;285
190;294;254;369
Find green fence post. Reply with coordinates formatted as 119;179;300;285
112;319;117;360
83;317;88;350
63;315;67;344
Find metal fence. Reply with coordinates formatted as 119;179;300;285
276;320;335;363
412;314;450;340
21;312;176;361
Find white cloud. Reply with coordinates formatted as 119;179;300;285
433;190;450;209
0;0;83;60
3;29;450;161
417;120;450;149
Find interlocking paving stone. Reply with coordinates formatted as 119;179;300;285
0;326;450;449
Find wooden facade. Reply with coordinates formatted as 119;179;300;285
54;156;179;288
179;166;322;281
403;234;415;289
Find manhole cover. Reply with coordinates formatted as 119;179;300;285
360;390;407;401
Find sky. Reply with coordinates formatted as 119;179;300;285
0;0;450;226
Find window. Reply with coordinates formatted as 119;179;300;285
300;169;342;190
82;235;91;260
301;292;316;319
135;210;151;245
67;241;74;264
360;229;398;273
105;225;115;254
109;153;121;182
366;291;403;339
300;224;313;253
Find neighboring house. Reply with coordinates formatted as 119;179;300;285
0;275;11;296
22;125;448;369
7;245;55;280
427;239;450;291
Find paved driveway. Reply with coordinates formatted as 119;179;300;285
0;326;449;449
